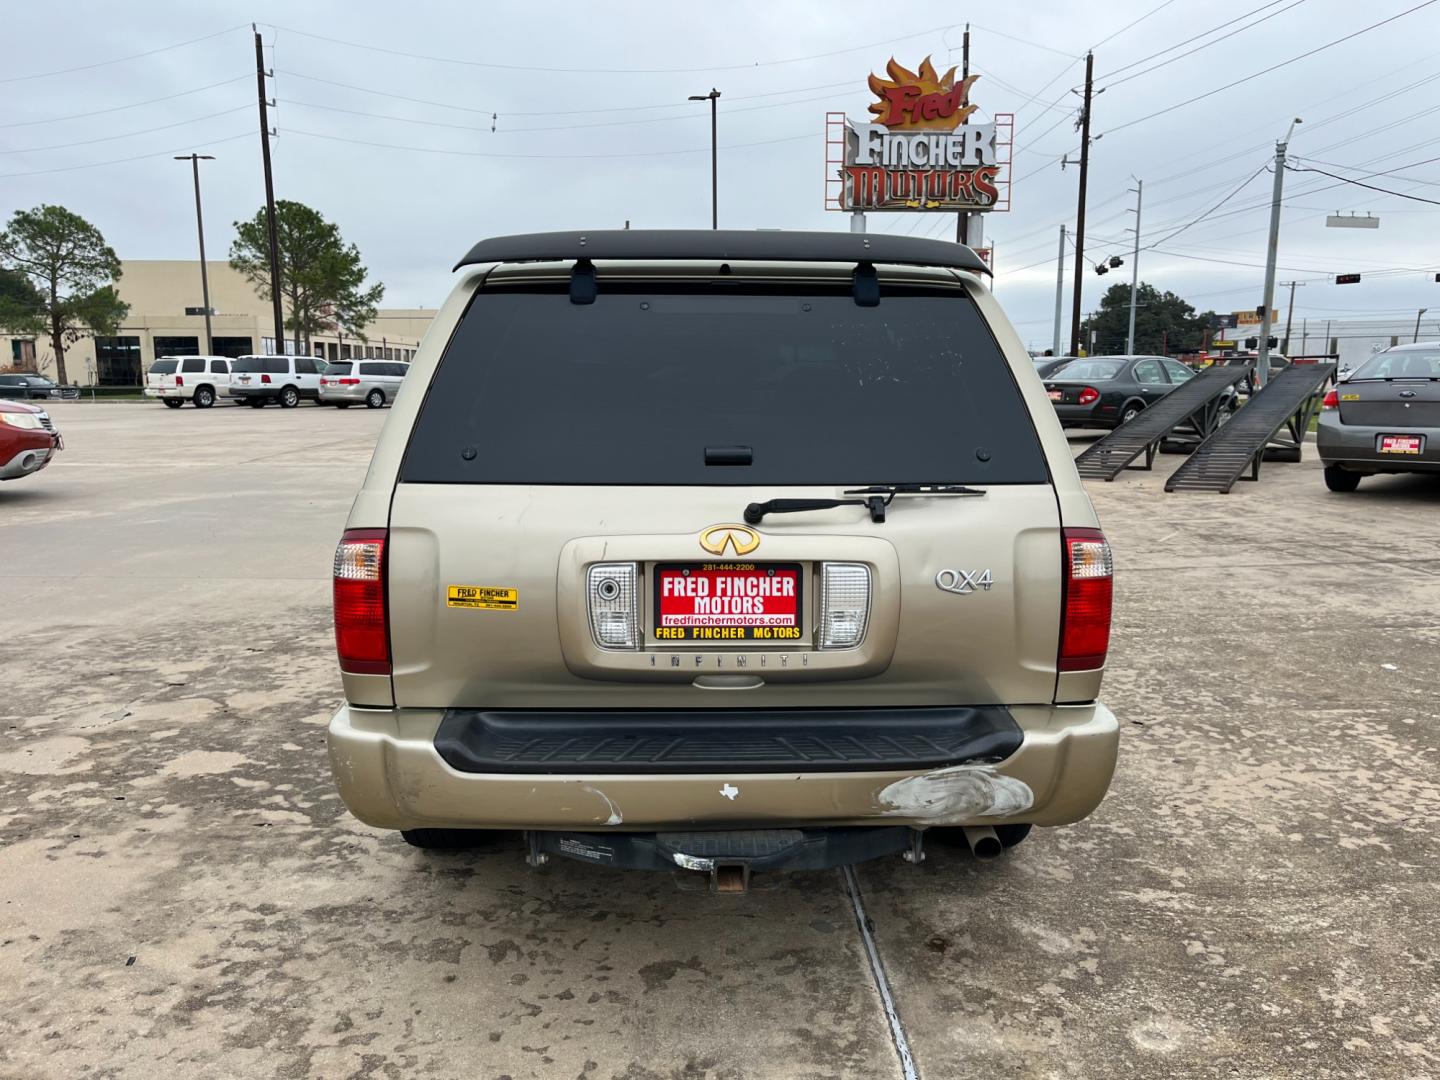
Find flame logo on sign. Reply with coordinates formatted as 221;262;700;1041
867;56;979;131
698;524;761;557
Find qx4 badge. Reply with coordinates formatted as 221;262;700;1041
935;568;994;595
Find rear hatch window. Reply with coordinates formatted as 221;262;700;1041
233;357;288;374
327;361;353;376
149;360;178;375
401;283;1048;486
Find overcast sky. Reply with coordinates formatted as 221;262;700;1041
4;0;1439;349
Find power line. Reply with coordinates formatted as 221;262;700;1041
1091;0;1180;49
272;20;979;74
285;126;812;160
277;69;861;119
1143;164;1270;250
1286;163;1440;205
0;105;252;155
1099;0;1310;90
1100;0;1440;137
0;24;248;84
0;132;253;179
965;24;1082;59
0;75;252;128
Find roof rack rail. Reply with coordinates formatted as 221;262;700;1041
454;229;992;277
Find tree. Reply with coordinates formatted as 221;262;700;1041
1079;281;1215;356
0;205;128;384
229;200;384;354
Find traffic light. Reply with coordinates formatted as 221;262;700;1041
1244;337;1258;349
1336;273;1361;285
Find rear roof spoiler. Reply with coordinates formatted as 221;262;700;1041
453;229;992;277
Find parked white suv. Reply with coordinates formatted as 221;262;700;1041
319;359;409;408
144;356;233;408
229;355;327;408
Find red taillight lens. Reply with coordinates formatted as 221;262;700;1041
1059;528;1113;672
174;375;184;386
261;373;272;384
333;528;390;675
1078;386;1100;406
1321;388;1338;411
339;377;360;385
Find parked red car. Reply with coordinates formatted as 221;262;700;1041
0;399;62;481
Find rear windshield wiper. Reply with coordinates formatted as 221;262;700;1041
744;484;985;525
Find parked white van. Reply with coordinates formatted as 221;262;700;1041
229;355;327;408
144;356;234;408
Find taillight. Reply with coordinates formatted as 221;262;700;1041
1078;386;1100;406
174;375;184;387
587;563;639;649
1059;528;1112;672
333;528;390;674
817;563;871;648
261;373;272;384
339;377;360;385
1321;388;1338;410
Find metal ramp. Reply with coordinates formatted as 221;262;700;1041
1073;364;1254;481
1165;363;1337;493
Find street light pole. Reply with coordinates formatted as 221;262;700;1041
689;89;721;229
1415;307;1428;343
175;154;216;355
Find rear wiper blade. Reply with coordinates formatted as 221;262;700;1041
744;484;985;525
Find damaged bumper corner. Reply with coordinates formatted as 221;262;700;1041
326;701;1119;833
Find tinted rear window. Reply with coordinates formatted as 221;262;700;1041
149;360;178;375
233;357;289;374
328;361;353;375
401;284;1047;485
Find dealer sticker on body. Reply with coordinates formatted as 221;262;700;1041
447;585;518;611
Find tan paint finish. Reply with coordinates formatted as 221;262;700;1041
327;702;1118;831
333;257;1117;828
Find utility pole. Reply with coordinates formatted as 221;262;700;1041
1415;307;1428;343
175;154;215;355
1279;281;1304;353
1125;179;1143;355
956;24;972;246
688;89;721;228
1256;117;1302;387
1052;225;1066;356
253;26;285;354
1068;52;1095;357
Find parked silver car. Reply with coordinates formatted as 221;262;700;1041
319;359;409;408
1318;342;1440;491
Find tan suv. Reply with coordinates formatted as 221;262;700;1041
327;231;1119;888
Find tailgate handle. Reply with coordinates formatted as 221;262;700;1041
704;445;752;466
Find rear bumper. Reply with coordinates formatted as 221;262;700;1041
1318;414;1440;471
326;701;1119;831
228;385;280;400
1053;403;1118;428
319;385;367;402
143;387;185;399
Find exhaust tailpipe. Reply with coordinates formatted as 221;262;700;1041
962;825;1003;861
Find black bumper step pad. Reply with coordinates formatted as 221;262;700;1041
434;705;1022;774
1073;363;1253;481
1165;363;1336;493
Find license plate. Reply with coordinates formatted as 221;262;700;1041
654;563;802;642
1048;390;1063;401
1379;434;1423;455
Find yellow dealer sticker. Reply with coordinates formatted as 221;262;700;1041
447;585;518;611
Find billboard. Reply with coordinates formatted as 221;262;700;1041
825;58;1012;213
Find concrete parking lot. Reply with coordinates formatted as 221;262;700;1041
2;403;1438;1079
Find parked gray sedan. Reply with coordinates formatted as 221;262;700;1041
318;359;408;408
1318;342;1440;491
